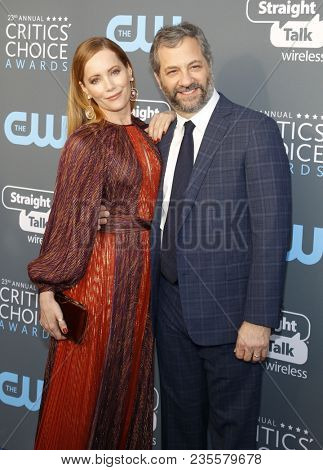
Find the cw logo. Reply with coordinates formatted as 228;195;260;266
287;224;323;265
4;111;67;149
106;15;182;52
0;371;43;411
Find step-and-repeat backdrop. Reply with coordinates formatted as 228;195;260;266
1;0;322;450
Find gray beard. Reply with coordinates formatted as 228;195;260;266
162;75;214;115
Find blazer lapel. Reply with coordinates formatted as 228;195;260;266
157;119;177;214
152;119;177;228
177;93;234;234
158;119;177;183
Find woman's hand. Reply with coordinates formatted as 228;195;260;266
147;110;176;142
39;291;68;340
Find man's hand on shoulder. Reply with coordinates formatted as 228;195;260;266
234;321;271;362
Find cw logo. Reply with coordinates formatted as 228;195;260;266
287;224;323;265
0;371;43;411
106;15;182;52
4;111;67;149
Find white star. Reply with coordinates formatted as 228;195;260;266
296;427;301;432
58;16;62;21
46;16;51;21
304;429;309;435
321;115;323;120
304;114;310;119
280;423;285;428
296;113;302;118
52;16;56;21
64;17;68;21
313;114;318;119
288;425;293;430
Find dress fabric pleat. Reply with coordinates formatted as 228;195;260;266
28;121;161;449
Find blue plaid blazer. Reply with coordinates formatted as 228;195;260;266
150;93;292;346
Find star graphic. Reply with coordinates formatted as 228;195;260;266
304;429;309;435
304;114;310;119
313;114;318;120
296;427;301;432
280;423;285;428
52;16;56;21
288;425;293;430
296;113;302;118
58;16;62;21
321;116;323;120
64;17;68;21
46;16;51;21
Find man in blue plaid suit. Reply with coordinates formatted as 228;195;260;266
148;22;292;450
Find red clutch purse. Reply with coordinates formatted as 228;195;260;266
54;292;88;344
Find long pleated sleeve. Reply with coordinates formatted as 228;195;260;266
28;123;117;293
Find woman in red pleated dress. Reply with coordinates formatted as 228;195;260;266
28;37;174;450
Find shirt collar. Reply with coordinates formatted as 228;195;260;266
176;88;220;132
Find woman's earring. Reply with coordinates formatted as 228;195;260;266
129;78;138;102
85;95;95;120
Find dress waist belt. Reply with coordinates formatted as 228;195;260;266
100;215;151;232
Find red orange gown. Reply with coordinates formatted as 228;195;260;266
28;117;161;449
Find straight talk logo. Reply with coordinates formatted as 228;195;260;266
2;185;53;244
265;310;311;379
246;1;323;62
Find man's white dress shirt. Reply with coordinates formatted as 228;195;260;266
160;89;220;233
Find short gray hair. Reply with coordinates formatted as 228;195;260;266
150;22;213;75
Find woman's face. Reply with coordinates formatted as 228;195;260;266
80;48;132;120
